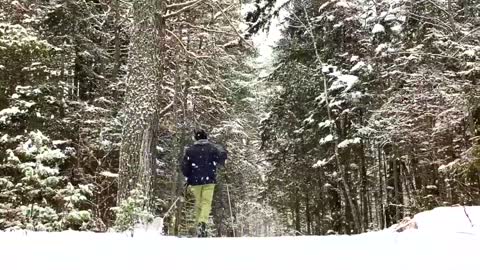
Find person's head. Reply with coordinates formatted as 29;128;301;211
194;129;208;141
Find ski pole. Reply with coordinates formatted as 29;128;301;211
226;183;236;237
162;184;189;220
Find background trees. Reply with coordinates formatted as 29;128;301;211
258;0;480;234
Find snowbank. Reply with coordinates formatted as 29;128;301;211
393;206;480;233
414;206;480;231
1;206;479;270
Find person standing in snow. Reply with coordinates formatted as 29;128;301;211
181;129;228;237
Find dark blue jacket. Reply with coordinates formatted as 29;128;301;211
181;139;227;186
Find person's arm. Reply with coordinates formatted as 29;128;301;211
181;149;192;177
213;144;228;166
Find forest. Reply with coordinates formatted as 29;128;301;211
0;0;479;236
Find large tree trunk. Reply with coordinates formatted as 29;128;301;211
117;0;166;204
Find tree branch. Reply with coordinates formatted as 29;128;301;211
425;0;456;32
166;29;209;59
207;1;255;50
463;205;474;227
213;3;235;20
159;100;175;118
166;0;200;9
180;22;236;36
164;0;205;19
451;26;480;57
406;12;453;33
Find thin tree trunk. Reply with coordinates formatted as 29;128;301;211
382;148;389;226
359;140;368;231
294;191;301;235
393;146;402;222
377;145;385;229
305;190;311;235
301;8;362;233
112;0;121;79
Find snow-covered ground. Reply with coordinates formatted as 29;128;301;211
1;206;479;270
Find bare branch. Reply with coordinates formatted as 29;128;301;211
406;12;453;33
213;4;235;20
166;0;200;9
463;205;474;227
166;29;210;59
425;0;456;31
163;0;205;19
180;22;236;36
159;100;175;118
379;51;459;60
207;1;255;50
451;26;480;57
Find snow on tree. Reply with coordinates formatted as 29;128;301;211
0;130;93;230
257;0;480;234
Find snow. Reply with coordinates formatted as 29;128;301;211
412;206;480;233
350;61;365;72
36;149;66;162
0;134;9;143
100;171;119;178
330;74;359;91
391;23;403;33
52;140;69;145
319;134;334;144
333;22;343;28
322;64;337;74
0;106;21;123
375;43;389;55
19;139;37;156
66;210;91;223
318;119;334;129
319;1;332;12
338;138;361;148
36;163;60;176
329;99;344;107
1;206;480;270
462;49;476;57
350;55;359;62
372;23;385;34
384;14;396;22
312;158;327;168
438;159;460;172
6;149;20;163
335;0;350;9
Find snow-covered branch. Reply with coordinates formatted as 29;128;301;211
164;0;206;19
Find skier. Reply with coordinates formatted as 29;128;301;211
181;129;227;237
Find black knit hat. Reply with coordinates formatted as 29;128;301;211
194;129;208;140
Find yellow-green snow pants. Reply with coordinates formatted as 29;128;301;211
190;184;215;224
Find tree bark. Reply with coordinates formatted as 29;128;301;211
305;190;311;235
359;140;369;231
112;0;121;79
117;0;166;204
